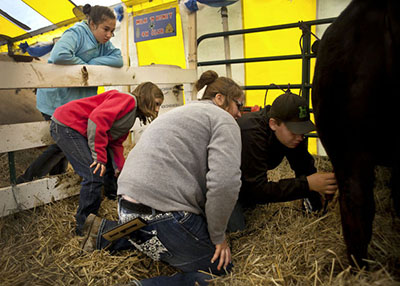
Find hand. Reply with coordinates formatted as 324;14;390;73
114;168;120;177
90;161;106;177
307;172;337;195
211;239;231;271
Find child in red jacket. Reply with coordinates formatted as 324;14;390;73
50;83;164;236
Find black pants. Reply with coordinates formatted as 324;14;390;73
17;113;68;183
227;191;323;232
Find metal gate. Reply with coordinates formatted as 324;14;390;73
196;17;337;138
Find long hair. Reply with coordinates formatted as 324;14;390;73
82;4;115;26
196;70;243;108
132;82;164;124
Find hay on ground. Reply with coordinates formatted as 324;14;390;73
0;156;399;286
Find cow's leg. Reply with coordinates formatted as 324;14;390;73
335;155;375;268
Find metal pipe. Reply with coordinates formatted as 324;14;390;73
242;84;311;90
197;17;336;46
300;22;312;102
221;6;232;78
198;53;315;66
195;18;337;142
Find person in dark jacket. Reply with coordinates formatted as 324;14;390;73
228;92;337;231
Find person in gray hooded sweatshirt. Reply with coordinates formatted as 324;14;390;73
81;70;244;286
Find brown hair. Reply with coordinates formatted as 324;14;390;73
196;70;243;108
82;4;115;26
132;82;164;124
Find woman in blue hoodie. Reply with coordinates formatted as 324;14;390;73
36;4;123;115
17;4;123;192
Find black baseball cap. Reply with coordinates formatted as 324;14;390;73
268;92;316;134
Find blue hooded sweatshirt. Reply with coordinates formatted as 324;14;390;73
36;21;123;116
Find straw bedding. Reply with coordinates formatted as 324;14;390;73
1;154;399;286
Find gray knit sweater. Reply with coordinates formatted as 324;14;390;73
117;100;242;244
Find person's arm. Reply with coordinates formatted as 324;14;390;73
87;42;123;67
88;133;127;177
107;133;128;172
205;122;241;268
242;173;311;203
50;30;87;65
87;93;135;169
307;172;337;195
286;142;337;195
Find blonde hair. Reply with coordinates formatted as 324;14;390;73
196;70;243;108
132;82;164;124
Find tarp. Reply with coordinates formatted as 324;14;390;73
0;0;141;48
1;0;77;42
183;0;239;12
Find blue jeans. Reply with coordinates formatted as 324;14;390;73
98;199;233;286
50;121;116;232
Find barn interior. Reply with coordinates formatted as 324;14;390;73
1;0;399;285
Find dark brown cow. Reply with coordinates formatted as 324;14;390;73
312;0;400;267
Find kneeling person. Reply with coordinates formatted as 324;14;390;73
228;92;337;231
81;70;244;286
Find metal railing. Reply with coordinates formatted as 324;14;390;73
197;17;337;139
197;17;337;105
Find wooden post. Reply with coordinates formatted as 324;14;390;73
120;5;130;93
0;62;197;89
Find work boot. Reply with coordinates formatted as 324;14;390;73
80;214;103;252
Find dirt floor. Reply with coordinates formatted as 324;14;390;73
0;155;399;286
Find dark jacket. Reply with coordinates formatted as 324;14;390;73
237;106;316;206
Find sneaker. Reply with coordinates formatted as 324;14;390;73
80;214;102;252
302;193;323;214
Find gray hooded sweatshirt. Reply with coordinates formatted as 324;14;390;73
117;100;242;244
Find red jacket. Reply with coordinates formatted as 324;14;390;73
53;90;137;171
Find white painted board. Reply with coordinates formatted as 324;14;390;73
0;176;80;217
0;121;53;153
0;61;197;89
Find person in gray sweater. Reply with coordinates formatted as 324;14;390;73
81;70;244;286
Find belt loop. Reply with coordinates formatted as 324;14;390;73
151;208;156;216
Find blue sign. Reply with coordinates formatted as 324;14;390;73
134;7;176;42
